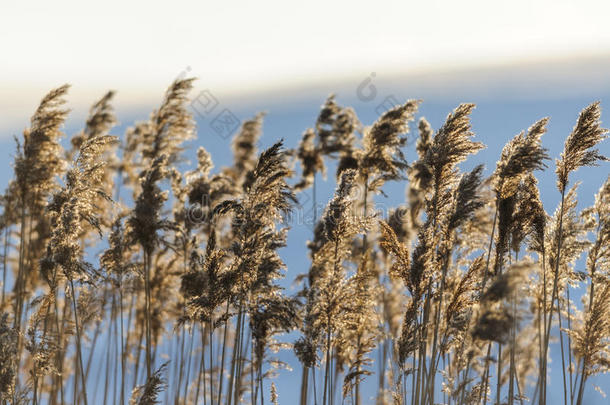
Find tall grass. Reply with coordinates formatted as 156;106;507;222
0;81;608;405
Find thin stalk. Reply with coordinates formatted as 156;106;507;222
113;311;119;405
575;252;599;405
476;207;499;405
124;292;137;388
227;303;244;405
202;323;208;405
259;357;264;405
508;290;517;405
194;328;204;404
414;305;425;405
411;343;417;405
183;324;196;403
13;204;27;374
566;286;574;404
102;294;114;405
313;170;317;224
217;301;230;405
175;316;187;403
69;277;88;405
209;323;215;405
420;283;433;405
119;275;125;405
143;249;153;380
1;225;9;308
377;338;387;404
480;343;492;405
497;344;502;405
133;319;145;386
174;245;190;403
32;339;39;405
323;237;341;405
540;187;567;405
52;283;66;405
425;232;456;404
310;169;318;405
330;347;335;405
300;366;309;405
323;315;331;405
420;179;444;405
35;282;57;403
167;323;179;404
557;303;568;405
252;335;256;405
233;309;248;404
575;360;588;405
443;354;448;405
312;366;318;405
514;369;524;405
539;249;547;405
235;321;250;404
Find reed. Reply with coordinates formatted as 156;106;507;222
0;84;608;405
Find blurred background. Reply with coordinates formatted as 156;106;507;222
1;1;609;403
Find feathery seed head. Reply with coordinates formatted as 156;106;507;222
556;102;608;192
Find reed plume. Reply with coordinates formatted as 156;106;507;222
41;131;118;405
294;128;325;191
361;100;420;192
68;91;117;158
214;140;296;404
225;113;265;189
556;102;608;192
141;79;195;165
538;102;608;405
130;362;168;405
10;85;69;355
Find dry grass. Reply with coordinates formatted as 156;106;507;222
0;81;608;405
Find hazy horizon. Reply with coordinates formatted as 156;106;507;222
4;52;610;135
